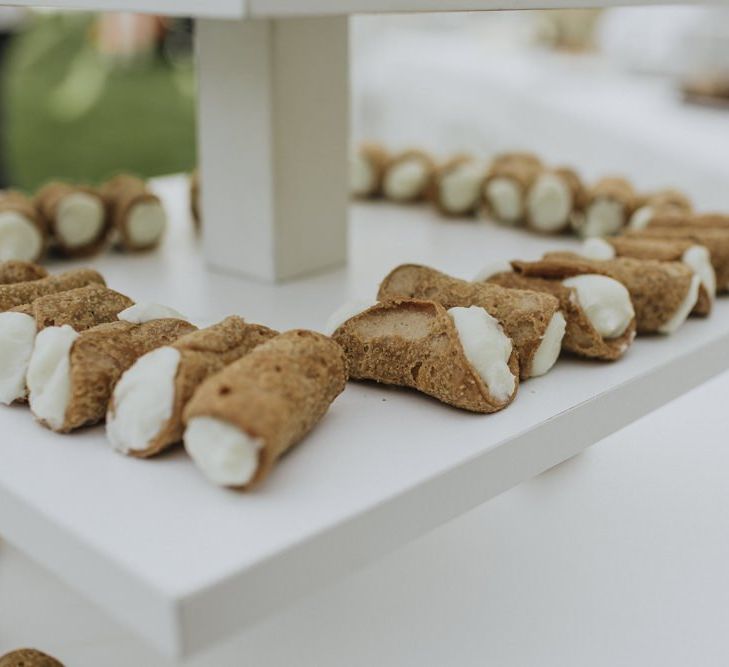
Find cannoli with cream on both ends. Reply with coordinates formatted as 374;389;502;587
0;190;48;263
350;142;390;199
100;174;167;251
572;176;636;238
183;330;347;489
0;268;104;312
628;189;692;230
27;310;195;433
580;236;715;316
382;149;435;203
331;299;519;413
432;155;486;217
377;264;565;379
481;265;635;361
525;166;586;234
107;316;278;458
482;152;542;226
0;260;47;284
0;285;133;405
35;182;108;257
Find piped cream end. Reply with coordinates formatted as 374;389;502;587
383;158;428;201
0;312;37;405
580;237;617;261
0;211;43;262
56;192;105;248
473;260;514;282
119;303;186;324
485;178;523;224
658;274;700;334
529;311;566;377
562;274;634;339
526;173;573;232
127;201;166;247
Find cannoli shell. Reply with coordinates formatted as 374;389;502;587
35;182;109;257
486;271;635;361
522;253;695;334
432;154;483;217
491;152;543;170
588;176;636;209
59;318;196;432
183;330;347;488
648;213;729;231
0;260;47;284
482;153;543;223
0;268;105;312
353;142;390;199
525;165;586;232
635;189;692;214
0;648;64;667
121;316;279;458
0;190;48;262
377;264;560;379
383;149;436;203
332;298;519;413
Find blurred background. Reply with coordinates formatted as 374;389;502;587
0;6;728;199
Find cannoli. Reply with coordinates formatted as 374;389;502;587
107;316;278;458
183;330;347;489
100;174;167;251
0;268;105;312
481;152;542;225
0;285;134;405
35;182;108;257
350;142;390;199
580;236;714;316
646;212;729;231
522;253;699;335
432;155;485;217
381;149;436;203
376;264;565;379
0;648;64;667
0;190;47;263
525;166;586;233
628;189;692;230
481;266;635;361
0;260;47;284
190;169;201;227
27;313;195;432
331;299;519;413
571;176;636;237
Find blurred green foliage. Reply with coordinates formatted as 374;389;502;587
1;13;196;192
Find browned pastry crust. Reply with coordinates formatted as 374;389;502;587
573;176;637;235
635;189;692;214
432;154;484;217
486;271;635;361
377;264;560;378
35;182;109;257
352;142;391;199
0;190;48;262
183;330;348;489
0;268;105;312
0;260;47;284
382;149;437;203
482;152;543;224
0;648;64;667
332;298;519;413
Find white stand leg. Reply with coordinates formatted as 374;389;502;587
196;17;349;283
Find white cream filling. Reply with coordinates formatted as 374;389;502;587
127;201;166;246
383;159;428;201
448;306;515;402
526;173;572;232
27;325;79;430
0;211;43;262
485;178;522;224
628;205;655;230
658;274;700;334
0;312;36;405
324;299;373;335
580;237;617;261
350;152;375;196
119;303;186;324
185;416;263;488
473;260;514;282
56;192;105;248
562;274;634;339
439;163;483;213
682;245;716;301
529;311;567;377
579;199;625;238
106;347;180;454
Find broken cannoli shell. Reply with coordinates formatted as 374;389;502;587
629;189;692;229
382;149;436;203
108;316;279;458
377;264;562;379
332;298;519;413
432;155;485;217
183;330;347;489
0;268;105;312
100;174;167;251
572;176;637;237
525;166;586;234
0;190;48;263
0;648;64;667
350;142;390;199
482;152;543;225
35;182;109;257
0;260;47;284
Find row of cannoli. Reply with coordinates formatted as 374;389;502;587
350;143;697;238
0;260;346;490
0;174;167;264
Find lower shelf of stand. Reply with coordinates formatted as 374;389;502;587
2;178;729;659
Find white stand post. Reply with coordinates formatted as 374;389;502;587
196;17;349;282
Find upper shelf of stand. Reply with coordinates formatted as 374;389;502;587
0;0;695;19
